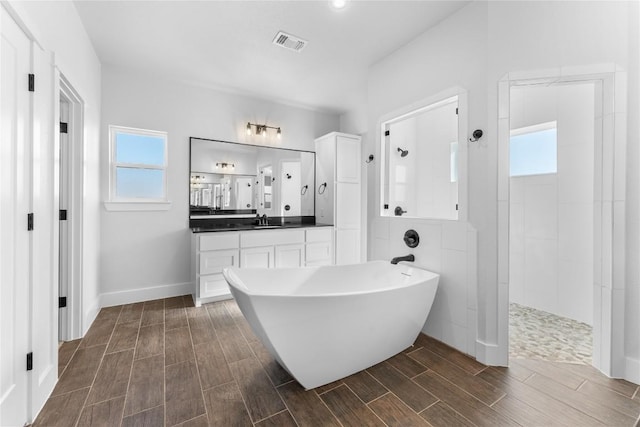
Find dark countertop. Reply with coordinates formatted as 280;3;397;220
190;218;333;233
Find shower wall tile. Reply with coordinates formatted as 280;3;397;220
613;113;627;202
558;202;593;263
558;145;593;203
558;261;593;325
441;249;468;327
442;222;467;251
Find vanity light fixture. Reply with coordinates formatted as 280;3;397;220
330;0;348;9
216;162;235;170
246;122;282;139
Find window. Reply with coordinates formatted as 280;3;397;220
106;125;170;211
510;121;557;177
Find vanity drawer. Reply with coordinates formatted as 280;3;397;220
306;227;332;243
199;233;240;251
199;274;230;297
199;249;239;275
241;229;304;248
306;241;332;265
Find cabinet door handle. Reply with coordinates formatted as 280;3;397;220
318;182;327;194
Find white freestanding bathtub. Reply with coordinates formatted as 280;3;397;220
222;260;439;389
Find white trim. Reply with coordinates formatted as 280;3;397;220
59;74;85;340
103;201;172;212
624;356;640;384
82;300;100;336
378;86;468;222
100;282;193;307
509;120;557;137
494;65;627;380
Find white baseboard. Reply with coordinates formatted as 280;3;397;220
625;356;640;384
83;299;101;336
100;282;193;308
475;340;508;366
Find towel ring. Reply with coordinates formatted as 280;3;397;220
301;185;308;195
318;182;327;194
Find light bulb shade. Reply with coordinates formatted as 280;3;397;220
262;126;267;137
277;127;282;139
330;0;347;9
246;122;252;135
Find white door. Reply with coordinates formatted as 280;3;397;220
0;6;32;425
336;135;360;183
275;244;304;268
30;42;58;417
241;246;275;268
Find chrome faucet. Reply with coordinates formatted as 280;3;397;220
391;254;415;265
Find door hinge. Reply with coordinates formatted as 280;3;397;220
26;352;33;371
28;74;35;92
456;203;459;211
60;122;68;134
384;130;390;136
59;297;67;308
59;210;68;221
455;107;458;115
27;213;34;231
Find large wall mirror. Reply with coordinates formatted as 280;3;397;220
190;137;315;218
380;90;467;220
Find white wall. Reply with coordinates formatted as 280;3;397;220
348;0;638;377
365;2;486;356
509;84;595;326
100;66;339;305
8;1;102;334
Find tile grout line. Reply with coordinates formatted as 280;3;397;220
162;299;166;427
212;302;255;425
186;303;210;426
119;311;142;426
339;382;390;427
74;306;122;427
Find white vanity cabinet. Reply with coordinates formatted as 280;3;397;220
315;132;362;265
305;227;333;266
240;229;304;268
192;232;240;305
192;226;333;306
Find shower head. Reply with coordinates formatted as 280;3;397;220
397;147;409;157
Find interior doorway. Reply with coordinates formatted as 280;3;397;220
508;82;596;364
497;67;628;377
58;96;70;341
58;76;84;341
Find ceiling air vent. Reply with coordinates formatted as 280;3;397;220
272;31;308;53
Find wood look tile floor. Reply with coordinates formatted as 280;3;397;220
35;296;640;427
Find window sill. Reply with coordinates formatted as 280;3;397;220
103;201;172;212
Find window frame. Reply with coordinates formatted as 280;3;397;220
105;125;171;211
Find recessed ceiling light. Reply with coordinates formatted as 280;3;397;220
330;0;347;10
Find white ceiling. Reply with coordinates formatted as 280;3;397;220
73;0;469;114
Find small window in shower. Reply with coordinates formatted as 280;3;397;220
510;121;557;177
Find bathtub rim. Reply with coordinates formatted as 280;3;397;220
222;260;439;298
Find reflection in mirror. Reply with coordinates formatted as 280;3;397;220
381;95;460;220
190;138;315;218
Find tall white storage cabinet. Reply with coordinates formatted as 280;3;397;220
315;132;362;265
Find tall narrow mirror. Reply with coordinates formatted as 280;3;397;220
380;94;462;220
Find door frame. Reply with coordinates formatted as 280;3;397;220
57;75;84;340
496;66;628;377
